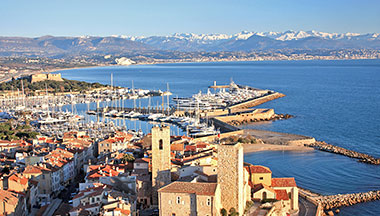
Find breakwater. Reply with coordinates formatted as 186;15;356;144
227;113;292;126
317;190;380;210
229;92;285;110
305;141;380;165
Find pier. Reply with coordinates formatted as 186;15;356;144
229;92;285;111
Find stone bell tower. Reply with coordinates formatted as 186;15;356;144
217;143;245;214
151;125;171;205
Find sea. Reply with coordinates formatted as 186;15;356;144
58;60;380;215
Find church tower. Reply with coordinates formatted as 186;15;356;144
151;125;171;205
217;143;245;214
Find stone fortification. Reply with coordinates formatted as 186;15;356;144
229;92;285;110
31;73;64;83
151;125;171;205
217;143;245;214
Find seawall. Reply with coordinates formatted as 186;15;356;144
229;92;285;110
317;190;380;210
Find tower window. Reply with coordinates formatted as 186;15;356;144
207;198;211;206
159;139;163;150
259;177;264;180
176;196;181;204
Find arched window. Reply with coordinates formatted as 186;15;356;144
263;191;267;200
159;139;163;150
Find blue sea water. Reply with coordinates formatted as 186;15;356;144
58;60;380;215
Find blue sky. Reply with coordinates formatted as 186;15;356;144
1;0;379;37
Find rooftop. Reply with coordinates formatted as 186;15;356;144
158;182;217;196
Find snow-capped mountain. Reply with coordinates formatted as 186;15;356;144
112;30;380;51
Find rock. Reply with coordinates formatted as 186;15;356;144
327;210;334;216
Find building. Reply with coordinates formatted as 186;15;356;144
158;182;219;216
0;189;27;216
158;142;250;216
98;133;134;155
30;73;64;83
151;125;171;205
246;164;299;212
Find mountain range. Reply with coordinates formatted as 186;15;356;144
0;30;379;56
122;30;380;51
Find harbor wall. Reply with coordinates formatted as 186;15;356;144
192;130;244;142
209;117;240;133
286;138;316;146
229;92;285;110
214;109;275;123
317;190;380;211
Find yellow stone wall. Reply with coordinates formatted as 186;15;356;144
251;172;272;186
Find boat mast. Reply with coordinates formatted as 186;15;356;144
167;83;170;115
21;79;25;107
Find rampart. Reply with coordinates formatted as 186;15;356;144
31;73;64;83
229;92;285;110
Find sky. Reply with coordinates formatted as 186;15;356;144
1;0;379;37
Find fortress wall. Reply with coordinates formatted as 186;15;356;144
229;92;285;110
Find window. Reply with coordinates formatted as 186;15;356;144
207;198;211;206
91;197;95;203
159;139;163;150
259;177;264;180
288;192;292;199
97;197;100;201
176;196;181;204
42;174;45;179
172;214;176;216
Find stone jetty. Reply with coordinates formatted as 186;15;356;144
305;141;380;165
227;113;293;126
317;190;380;210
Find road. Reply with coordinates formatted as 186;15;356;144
299;197;317;216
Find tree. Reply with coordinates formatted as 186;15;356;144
220;208;227;216
122;154;135;163
229;208;239;216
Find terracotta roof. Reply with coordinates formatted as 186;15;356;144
158;182;217;196
275;189;289;200
0;140;11;144
113;208;131;215
23;165;44;174
196;143;208;149
271;178;297;187
252;183;275;193
8;173;28;186
185;145;196;152
247;165;272;174
0;189;20;206
171;143;184;151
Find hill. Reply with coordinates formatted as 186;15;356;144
0;77;108;94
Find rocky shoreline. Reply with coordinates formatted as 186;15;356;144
317;190;380;211
227;114;293;126
305;141;380;165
